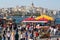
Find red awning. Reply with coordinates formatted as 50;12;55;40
23;17;35;21
22;17;48;23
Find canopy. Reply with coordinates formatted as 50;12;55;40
35;15;54;21
38;18;48;21
22;17;35;22
22;17;48;23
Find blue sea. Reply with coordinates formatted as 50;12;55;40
7;16;28;23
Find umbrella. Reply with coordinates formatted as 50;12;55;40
38;18;48;21
35;15;54;21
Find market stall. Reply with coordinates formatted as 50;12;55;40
22;15;54;38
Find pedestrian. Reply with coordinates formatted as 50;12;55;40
34;31;39;40
28;31;33;40
2;34;6;40
25;31;28;40
20;32;25;40
57;38;59;40
0;35;2;40
6;31;11;40
15;29;19;40
10;31;15;40
53;28;57;35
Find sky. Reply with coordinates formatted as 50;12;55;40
0;0;60;10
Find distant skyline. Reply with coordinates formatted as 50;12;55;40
0;0;60;10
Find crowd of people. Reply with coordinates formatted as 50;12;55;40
0;22;60;40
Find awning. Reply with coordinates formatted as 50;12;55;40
22;16;48;23
22;21;48;23
23;17;35;21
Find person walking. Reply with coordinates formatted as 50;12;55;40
15;29;19;40
10;31;15;40
6;31;11;40
53;28;57;35
2;34;6;40
0;35;2;40
25;31;28;40
20;32;25;40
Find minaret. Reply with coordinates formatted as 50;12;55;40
31;3;34;8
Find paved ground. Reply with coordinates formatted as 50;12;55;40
1;30;60;40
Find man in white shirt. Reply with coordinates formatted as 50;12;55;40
6;31;11;40
53;28;57;35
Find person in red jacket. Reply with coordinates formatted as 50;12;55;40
34;31;39;40
35;31;39;37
